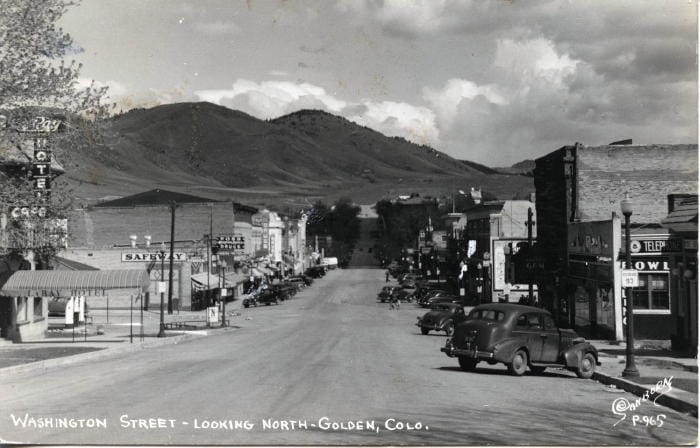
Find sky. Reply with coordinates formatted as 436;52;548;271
60;0;698;166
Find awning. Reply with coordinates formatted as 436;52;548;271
662;198;698;233
252;266;273;277
0;269;150;296
191;272;245;289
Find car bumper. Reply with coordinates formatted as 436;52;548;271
416;322;446;331
441;339;494;359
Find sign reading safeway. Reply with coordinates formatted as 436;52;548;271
122;252;188;262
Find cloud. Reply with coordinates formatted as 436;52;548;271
195;80;347;119
345;101;439;147
423;78;505;128
337;0;477;37
195;79;440;147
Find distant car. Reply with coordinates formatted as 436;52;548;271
425;295;462;308
392;288;411;302
419;291;457;307
441;304;600;378
289;275;313;286
416;303;465;335
305;266;326;278
242;293;258;308
400;279;417;289
378;286;397;303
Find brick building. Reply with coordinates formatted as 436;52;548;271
534;142;698;342
62;190;257;311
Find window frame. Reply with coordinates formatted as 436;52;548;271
631;271;671;315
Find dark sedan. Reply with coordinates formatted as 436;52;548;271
416;303;465;335
441;303;599;378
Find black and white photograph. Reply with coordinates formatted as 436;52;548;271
0;0;697;446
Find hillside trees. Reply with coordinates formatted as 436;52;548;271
0;0;110;264
306;197;361;266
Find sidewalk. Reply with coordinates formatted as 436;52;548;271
591;339;698;417
0;299;245;374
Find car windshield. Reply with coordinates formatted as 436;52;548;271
468;308;505;321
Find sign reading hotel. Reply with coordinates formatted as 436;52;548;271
122;252;188;262
9;113;64;221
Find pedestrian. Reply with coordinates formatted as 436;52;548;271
385;270;390;282
390;295;400;310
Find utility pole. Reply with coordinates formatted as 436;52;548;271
527;207;534;304
167;202;176;314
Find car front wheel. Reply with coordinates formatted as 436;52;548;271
458;357;477;371
576;352;596;379
508;349;528;376
421;327;430;335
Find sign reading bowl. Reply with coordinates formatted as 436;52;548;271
122;252;188;262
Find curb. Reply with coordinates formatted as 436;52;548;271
0;327;235;377
593;371;698;417
598;352;699;373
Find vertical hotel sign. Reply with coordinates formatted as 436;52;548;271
7;113;64;247
10;114;63;201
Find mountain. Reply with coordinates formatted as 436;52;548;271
60;102;533;207
495;159;536;176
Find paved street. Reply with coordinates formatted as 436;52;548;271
0;269;697;445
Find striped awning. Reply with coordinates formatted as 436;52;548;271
0;269;150;296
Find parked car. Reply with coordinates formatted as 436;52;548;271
416;303;465;335
256;288;281;306
242;292;259;308
413;286;445;303
393;288;411;302
269;283;296;301
441;303;600;378
425;295;462;308
400;279;417;289
377;286;396;303
289;274;313;286
419;290;456;307
305;266;326;278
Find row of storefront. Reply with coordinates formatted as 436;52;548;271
0;189;315;341
534;143;697;351
408;142;696;351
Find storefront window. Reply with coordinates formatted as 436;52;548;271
632;273;670;311
17;297;28;322
33;297;43;318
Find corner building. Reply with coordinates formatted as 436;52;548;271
534;143;697;343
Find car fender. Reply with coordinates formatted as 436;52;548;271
492;338;528;363
438;317;452;329
563;342;599;368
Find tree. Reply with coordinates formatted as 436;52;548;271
0;0;110;264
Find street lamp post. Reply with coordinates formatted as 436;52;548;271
621;193;640;378
220;260;227;327
157;241;166;337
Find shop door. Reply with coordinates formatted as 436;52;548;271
0;298;11;338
